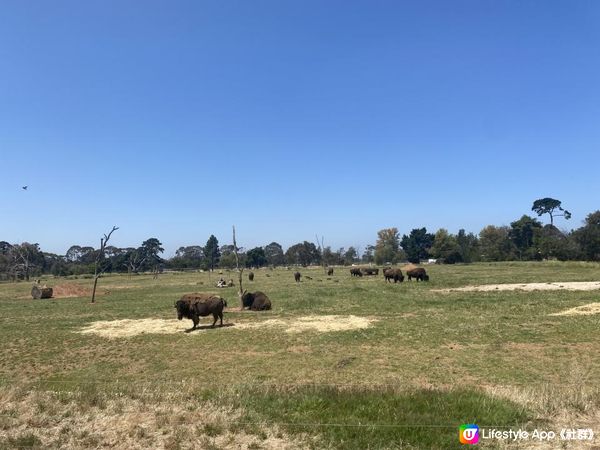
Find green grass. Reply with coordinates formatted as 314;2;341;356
230;386;532;449
0;261;599;448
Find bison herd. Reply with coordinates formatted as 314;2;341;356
175;265;429;330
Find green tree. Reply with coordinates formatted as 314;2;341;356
264;242;285;266
531;197;571;226
534;225;580;261
400;228;434;263
573;211;600;261
343;247;359;265
479;226;515;261
140;238;164;271
430;229;462;263
204;235;220;271
509;215;543;260
285;241;321;266
246;247;267;268
321;246;337;266
456;229;479;263
374;228;401;265
361;245;375;263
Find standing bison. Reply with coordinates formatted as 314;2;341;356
327;268;334;276
294;272;301;282
350;268;363;277
406;268;429;281
175;293;227;330
383;268;404;283
362;268;379;276
248;272;254;281
241;290;272;311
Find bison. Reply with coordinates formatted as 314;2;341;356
406;267;429;282
241;290;272;311
248;272;254;281
362;268;379;276
294;271;301;282
350;268;363;277
383;268;404;283
327;268;334;276
175;293;227;330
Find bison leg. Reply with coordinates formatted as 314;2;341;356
218;311;223;326
211;313;218;327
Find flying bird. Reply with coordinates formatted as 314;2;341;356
22;186;28;190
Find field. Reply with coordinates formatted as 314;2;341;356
1;262;599;449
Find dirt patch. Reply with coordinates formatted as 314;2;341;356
550;303;600;317
77;315;377;339
434;281;600;293
53;283;107;298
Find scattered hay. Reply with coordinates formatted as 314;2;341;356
53;283;104;298
399;263;419;272
434;281;600;293
79;319;189;338
549;303;600;317
77;315;377;338
233;315;377;334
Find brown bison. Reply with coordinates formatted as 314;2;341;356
175;293;227;330
362;268;379;276
350;268;362;277
248;272;254;281
406;268;429;282
383;268;404;283
241;290;272;311
294;271;301;282
327;268;334;276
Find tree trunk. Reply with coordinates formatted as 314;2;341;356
91;275;99;303
232;226;244;310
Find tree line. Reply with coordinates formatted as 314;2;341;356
1;199;599;281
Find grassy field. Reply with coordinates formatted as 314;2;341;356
0;261;599;449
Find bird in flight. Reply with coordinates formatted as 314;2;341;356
22;186;28;190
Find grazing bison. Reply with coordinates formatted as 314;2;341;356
294;271;301;282
406;268;429;282
362;268;379;276
327;268;334;276
350;268;363;277
175;293;227;330
241;290;272;311
248;272;254;281
383;268;404;283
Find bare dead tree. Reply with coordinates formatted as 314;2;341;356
232;225;244;310
316;234;326;274
91;226;119;304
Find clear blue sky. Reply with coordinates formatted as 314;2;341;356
1;1;599;256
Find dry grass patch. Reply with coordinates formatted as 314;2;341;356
434;281;600;293
550;303;600;317
0;387;312;450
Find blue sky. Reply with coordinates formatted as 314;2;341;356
1;1;599;256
